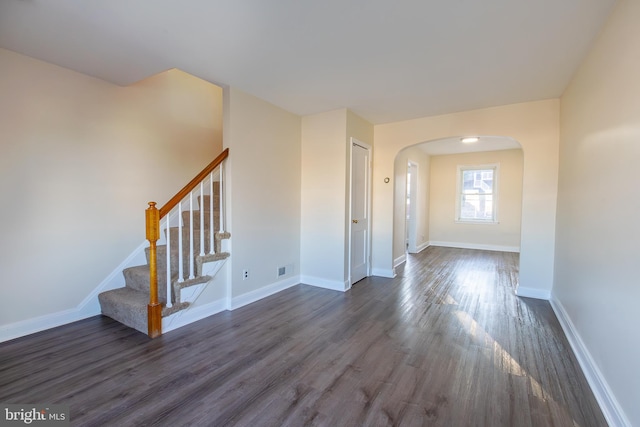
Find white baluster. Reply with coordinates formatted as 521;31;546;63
189;191;195;280
219;163;225;233
199;182;205;256
177;203;184;283
209;172;215;254
165;215;172;308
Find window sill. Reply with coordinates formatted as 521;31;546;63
455;219;500;225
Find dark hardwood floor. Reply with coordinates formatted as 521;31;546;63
0;247;607;426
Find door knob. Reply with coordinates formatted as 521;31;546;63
352;219;359;224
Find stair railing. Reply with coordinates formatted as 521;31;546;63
145;148;229;338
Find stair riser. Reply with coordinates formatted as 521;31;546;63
180;212;221;230
199;184;221;197
122;266;170;302
145;244;228;282
167;228;223;253
197;194;221;207
147;246;181;277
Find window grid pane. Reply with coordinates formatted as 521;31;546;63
459;167;496;221
462;169;493;195
461;194;494;220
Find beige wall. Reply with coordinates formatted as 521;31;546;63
300;109;373;289
224;87;302;299
556;0;640;424
301;110;348;288
429;149;523;251
393;146;430;264
134;69;223;155
0;48;223;326
373;100;559;296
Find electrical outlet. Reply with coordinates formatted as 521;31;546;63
242;269;249;280
278;266;286;277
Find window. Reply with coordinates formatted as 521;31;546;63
456;164;498;223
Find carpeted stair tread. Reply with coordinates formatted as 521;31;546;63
165;228;228;240
99;288;194;333
198;252;230;264
163;301;190;317
175;274;212;289
146;244;229;279
195;252;230;273
98;287;149;334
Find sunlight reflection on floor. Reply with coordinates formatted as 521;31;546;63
453;309;582;426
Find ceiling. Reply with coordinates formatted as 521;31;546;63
418;136;521;156
0;0;616;124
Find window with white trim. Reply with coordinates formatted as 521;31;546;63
456;164;499;223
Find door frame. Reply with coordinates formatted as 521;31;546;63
405;161;419;253
348;137;373;286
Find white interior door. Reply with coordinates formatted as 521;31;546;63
350;140;371;285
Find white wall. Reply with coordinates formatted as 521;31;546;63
392;146;430;264
555;0;640;424
224;87;302;302
429;149;523;251
300;109;373;290
0;48;222;327
373;100;559;297
301;110;348;289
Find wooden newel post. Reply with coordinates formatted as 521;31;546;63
146;202;162;338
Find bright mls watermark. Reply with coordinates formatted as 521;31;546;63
1;404;69;426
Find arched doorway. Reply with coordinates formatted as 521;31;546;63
370;100;560;300
391;135;524;277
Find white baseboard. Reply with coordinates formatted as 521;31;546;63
0;241;149;343
371;268;396;278
429;241;520;253
515;286;551;300
416;241;431;253
299;275;349;292
230;276;300;309
163;298;227;334
550;297;631;427
394;254;406;267
0;307;95;343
